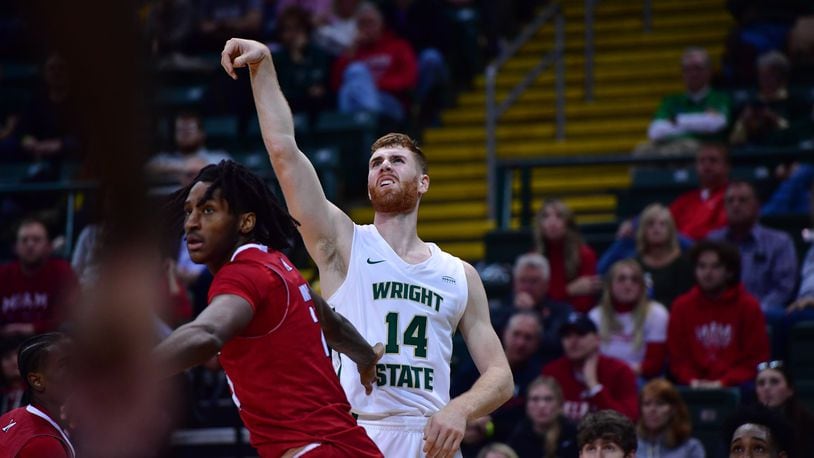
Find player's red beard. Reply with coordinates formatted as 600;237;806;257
368;178;420;213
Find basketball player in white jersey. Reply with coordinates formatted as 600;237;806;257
221;38;513;458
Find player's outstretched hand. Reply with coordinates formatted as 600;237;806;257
220;38;270;80
359;342;385;395
423;402;466;458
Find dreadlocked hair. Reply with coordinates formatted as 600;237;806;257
18;332;67;404
167;160;299;251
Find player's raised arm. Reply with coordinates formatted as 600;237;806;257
423;263;513;458
220;38;353;269
153;294;253;379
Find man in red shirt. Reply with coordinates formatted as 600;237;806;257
667;240;769;388
669;142;730;240
541;313;638;422
331;2;418;121
0;332;75;458
0;218;78;338
154;161;383;457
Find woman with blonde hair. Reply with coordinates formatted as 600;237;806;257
634;203;693;308
637;378;705;457
508;376;578;458
588;259;669;378
533;198;600;313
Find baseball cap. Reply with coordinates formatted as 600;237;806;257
559;312;598;336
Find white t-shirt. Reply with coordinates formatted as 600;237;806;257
588;302;669;366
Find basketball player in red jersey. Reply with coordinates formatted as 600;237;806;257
154;161;383;457
0;332;75;458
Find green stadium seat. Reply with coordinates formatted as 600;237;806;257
303;146;340;202
0;162;34;183
788;321;814;381
155;85;206;108
484;228;532;264
202;115;239;150
678;387;740;458
245;113;310;150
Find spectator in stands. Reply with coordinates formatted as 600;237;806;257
0;218;78;338
669;142;730;240
507;376;579;458
17;54;80;179
146;112;232;185
456;311;546;450
476;443;518;458
730;51;811;146
276;0;334;26
533;199;600;313
144;0;196;60
755;360;814;457
636;378;706;458
380;0;451;127
542;313;638;422
588;260;669;379
272;5;333;121
0;335;25;414
577;410;638;458
667;240;769;389
330;2;418;122
196;0;263;51
724;405;792;458
636;48;731;157
492;253;572;356
708;181;798;316
722;0;811;86
762;162;814;216
600;143;730;272
314;0;361;55
635;204;694;308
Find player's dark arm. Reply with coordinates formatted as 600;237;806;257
311;289;377;368
153;294;253;379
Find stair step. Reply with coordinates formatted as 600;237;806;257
421;173;630;202
500;47;723;74
565;0;727;18
456;82;681;108
520;28;726;54
425;120;647;144
475;63;694;89
559;11;731;35
425;137;641;161
443;99;656;124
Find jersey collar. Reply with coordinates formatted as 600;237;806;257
230;243;268;262
25;404;76;457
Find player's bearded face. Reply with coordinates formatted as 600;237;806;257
368;176;420;213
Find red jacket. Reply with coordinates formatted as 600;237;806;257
541;354;638;422
669;185;728;240
331;32;418;95
667;284;769;386
545;242;598;313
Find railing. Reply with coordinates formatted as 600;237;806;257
485;2;565;220
493;145;814;229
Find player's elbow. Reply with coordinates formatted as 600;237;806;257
496;367;514;404
188;323;226;356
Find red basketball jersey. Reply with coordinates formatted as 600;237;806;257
0;405;74;458
208;244;381;457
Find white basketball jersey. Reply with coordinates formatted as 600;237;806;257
328;224;468;418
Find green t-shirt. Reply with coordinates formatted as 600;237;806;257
653;89;732;141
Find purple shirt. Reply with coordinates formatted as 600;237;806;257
708;224;798;312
